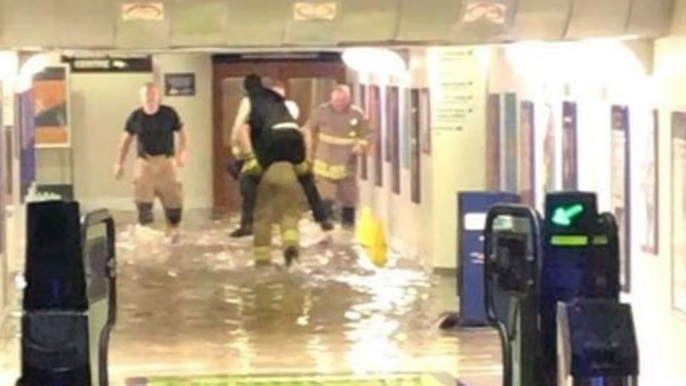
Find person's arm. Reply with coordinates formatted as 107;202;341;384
303;107;320;160
115;113;136;179
175;127;189;167
114;132;134;179
352;107;371;155
239;122;253;154
230;98;251;157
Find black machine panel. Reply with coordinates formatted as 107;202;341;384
557;299;639;381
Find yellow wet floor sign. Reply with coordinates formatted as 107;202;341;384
356;207;375;247
369;219;388;267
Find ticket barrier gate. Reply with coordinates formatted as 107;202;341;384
17;201;117;386
484;192;639;386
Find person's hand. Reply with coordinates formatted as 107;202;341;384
352;142;367;156
175;150;188;167
113;163;124;180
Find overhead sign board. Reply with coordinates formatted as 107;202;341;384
61;55;153;73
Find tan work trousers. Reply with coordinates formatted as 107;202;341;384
133;156;183;209
316;175;359;207
253;163;303;263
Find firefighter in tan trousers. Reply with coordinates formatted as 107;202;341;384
304;85;371;229
114;83;189;238
253;162;303;267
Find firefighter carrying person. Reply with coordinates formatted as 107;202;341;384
228;74;333;239
304;85;371;229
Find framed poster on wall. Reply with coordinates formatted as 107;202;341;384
562;101;578;190
419;88;431;154
519;101;535;205
387;86;401;194
611;105;631;293
33;66;70;148
486;94;501;190
402;87;411;170
503;93;518;192
639;109;659;254
18;90;36;201
542;102;557;194
672;111;686;314
369;85;383;187
410;89;421;204
356;84;368;181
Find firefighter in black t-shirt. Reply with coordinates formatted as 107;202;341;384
114;82;189;238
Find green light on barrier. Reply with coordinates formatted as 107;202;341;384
551;203;584;227
551;235;589;246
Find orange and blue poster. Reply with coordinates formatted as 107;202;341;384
33;66;69;147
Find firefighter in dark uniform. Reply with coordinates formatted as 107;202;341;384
114;82;189;239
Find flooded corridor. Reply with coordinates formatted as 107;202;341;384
0;213;500;386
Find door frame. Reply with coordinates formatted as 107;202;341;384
211;53;347;215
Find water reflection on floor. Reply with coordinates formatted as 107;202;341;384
0;212;500;386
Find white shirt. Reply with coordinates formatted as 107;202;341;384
230;97;300;146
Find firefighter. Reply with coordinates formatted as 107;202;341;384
304;85;371;229
114;82;189;240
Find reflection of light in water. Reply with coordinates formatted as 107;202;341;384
346;314;404;374
306;335;336;374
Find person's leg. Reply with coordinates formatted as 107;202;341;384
156;158;184;238
231;173;260;237
253;167;280;266
253;192;273;266
316;176;337;222
133;158;155;225
295;170;333;231
339;176;360;229
281;209;301;266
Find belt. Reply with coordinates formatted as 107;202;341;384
272;122;300;130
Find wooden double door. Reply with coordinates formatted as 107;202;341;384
212;55;346;215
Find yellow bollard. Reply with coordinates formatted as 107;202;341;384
369;219;388;267
356;207;375;247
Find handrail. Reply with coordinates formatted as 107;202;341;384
81;208;117;386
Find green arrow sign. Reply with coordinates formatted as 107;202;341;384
551;203;584;227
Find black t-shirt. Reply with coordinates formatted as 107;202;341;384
125;105;182;157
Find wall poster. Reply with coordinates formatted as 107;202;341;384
519;101;535;205
562;101;578;190
542;102;557;194
356;84;368;181
369;85;383;187
419;88;431;154
611;105;631;293
672;111;686;314
639;109;659;255
486;94;501;190
19;90;36;201
33;66;69;147
410;89;421;204
402;87;411;170
387;86;401;194
503;93;518;192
